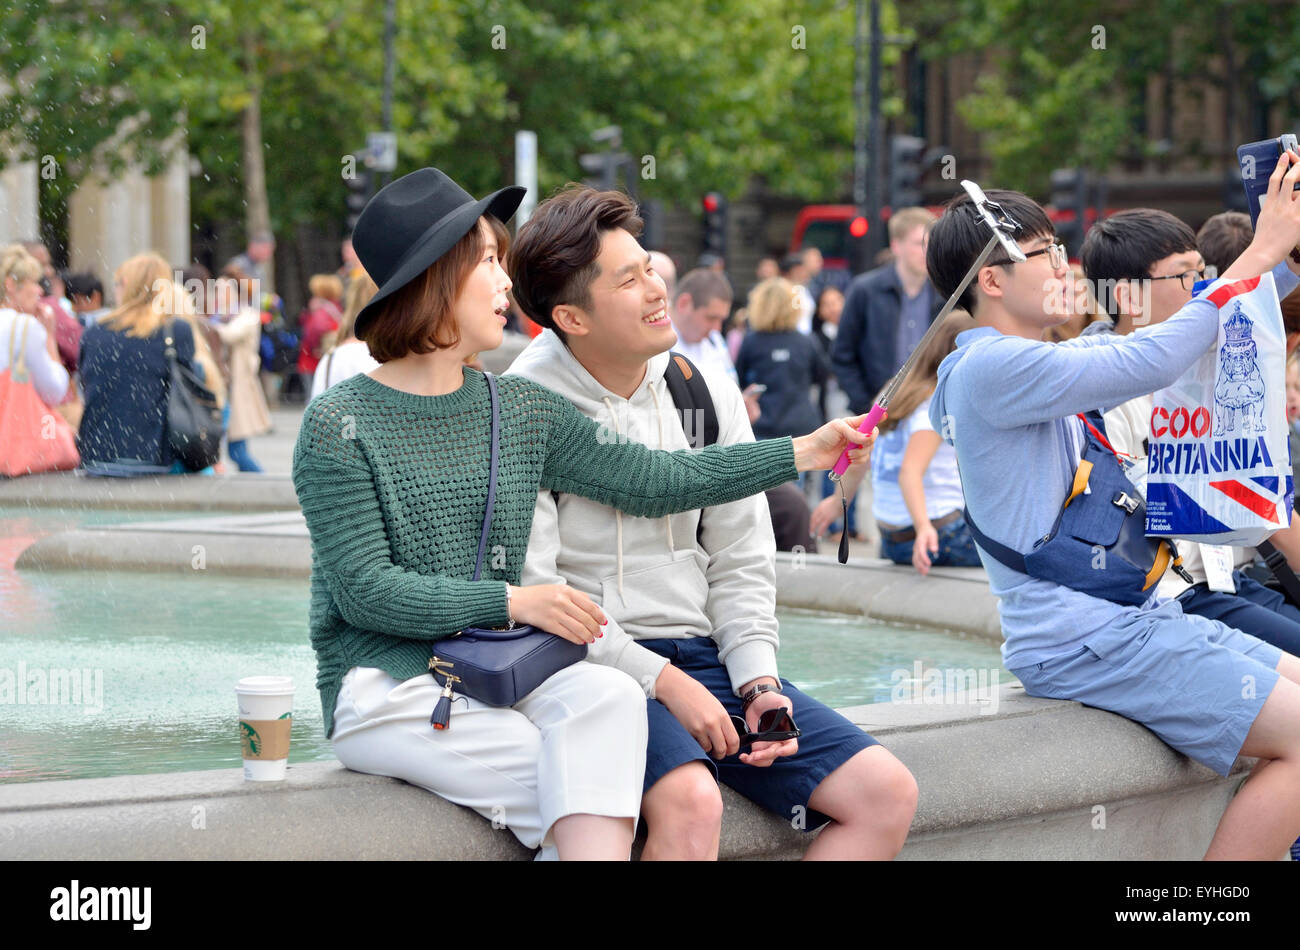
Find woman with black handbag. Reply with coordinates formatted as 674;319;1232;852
292;168;874;860
79;253;226;477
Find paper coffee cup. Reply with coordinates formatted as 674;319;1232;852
235;676;294;781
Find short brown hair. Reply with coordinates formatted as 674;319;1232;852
1197;211;1253;276
360;215;509;363
508;184;643;342
675;268;733;311
888;206;936;243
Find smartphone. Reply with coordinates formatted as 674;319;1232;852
1237;133;1300;229
744;384;767;396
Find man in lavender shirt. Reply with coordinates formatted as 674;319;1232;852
926;156;1300;860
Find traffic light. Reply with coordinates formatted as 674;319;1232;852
344;167;373;233
1050;167;1088;257
702;192;727;261
888;135;926;210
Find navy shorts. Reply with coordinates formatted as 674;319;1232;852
641;637;879;831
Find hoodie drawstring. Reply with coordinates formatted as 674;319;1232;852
648;385;675;554
601;396;627;601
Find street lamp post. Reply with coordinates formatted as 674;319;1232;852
381;0;396;188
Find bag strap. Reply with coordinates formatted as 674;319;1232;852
962;505;1029;574
662;352;719;449
471;372;500;582
9;314;30;377
1257;539;1300;606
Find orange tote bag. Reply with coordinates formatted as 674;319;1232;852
0;315;80;477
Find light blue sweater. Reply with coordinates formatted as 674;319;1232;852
931;261;1299;668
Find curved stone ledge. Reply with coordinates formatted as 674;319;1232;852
778;553;999;640
15;512;311;577
16;515;1004;642
0;472;299;512
0;686;1250;861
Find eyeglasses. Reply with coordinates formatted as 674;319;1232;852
729;707;801;752
1148;268;1207;292
989;242;1068;270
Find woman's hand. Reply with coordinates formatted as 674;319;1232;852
791;414;878;472
507;584;607;645
912;522;939;575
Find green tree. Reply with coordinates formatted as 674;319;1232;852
904;0;1300;196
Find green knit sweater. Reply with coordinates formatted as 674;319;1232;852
291;367;798;737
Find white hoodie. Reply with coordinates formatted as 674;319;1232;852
507;330;781;698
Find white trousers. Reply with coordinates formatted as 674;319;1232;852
331;662;648;857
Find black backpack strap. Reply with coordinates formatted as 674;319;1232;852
1257;540;1300;606
663;352;721;548
663;352;719;449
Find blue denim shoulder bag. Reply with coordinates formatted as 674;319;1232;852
964;410;1192;607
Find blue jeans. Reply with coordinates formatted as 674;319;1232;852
227;439;263;473
879;513;981;568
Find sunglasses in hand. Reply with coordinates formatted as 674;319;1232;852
729;707;801;752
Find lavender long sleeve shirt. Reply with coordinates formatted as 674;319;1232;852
931;261;1299;669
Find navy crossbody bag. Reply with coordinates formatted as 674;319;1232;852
427;373;587;729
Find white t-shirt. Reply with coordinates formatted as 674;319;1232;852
670;329;738;385
871;396;965;526
0;308;70;406
311;340;379;400
794;285;816;335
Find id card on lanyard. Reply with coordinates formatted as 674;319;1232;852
1200;544;1237;593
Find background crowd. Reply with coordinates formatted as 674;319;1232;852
0;236;377;480
6;201;1300;580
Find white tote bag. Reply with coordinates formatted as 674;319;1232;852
1144;272;1293;546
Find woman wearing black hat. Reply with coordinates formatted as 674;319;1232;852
291;168;873;860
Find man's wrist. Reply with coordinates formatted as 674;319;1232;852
740;679;782;713
655;663;686;698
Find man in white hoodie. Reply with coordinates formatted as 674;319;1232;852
506;185;917;860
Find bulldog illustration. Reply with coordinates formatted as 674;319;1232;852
1214;304;1266;434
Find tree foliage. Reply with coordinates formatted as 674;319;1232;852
903;0;1300;195
1;0;908;239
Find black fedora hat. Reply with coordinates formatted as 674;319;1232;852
351;167;525;338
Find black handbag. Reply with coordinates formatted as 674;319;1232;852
163;321;224;471
428;372;587;729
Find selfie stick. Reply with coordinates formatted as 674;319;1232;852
829;180;1027;479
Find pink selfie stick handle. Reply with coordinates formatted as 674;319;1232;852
831;403;887;478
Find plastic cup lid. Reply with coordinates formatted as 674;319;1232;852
235;675;295;695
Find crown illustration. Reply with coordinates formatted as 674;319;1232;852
1224;302;1254;342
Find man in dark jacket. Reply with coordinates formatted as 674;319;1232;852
831;207;941;412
